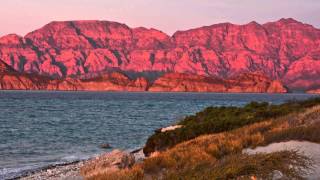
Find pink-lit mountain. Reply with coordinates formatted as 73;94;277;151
0;18;319;92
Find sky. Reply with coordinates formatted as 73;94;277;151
0;0;319;36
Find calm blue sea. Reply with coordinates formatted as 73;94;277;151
0;91;318;179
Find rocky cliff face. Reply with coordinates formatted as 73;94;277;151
0;59;286;92
307;89;320;94
149;72;287;93
0;18;318;91
0;60;41;90
0;60;148;91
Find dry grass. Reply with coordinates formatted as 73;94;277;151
86;166;144;180
80;150;136;179
82;105;320;179
164;150;312;180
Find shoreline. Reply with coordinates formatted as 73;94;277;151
12;148;144;180
0;89;293;94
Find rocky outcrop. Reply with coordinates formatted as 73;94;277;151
0;60;148;91
0;18;319;91
0;60;43;90
307;89;320;94
149;72;288;93
66;72;148;91
0;59;287;92
227;73;288;93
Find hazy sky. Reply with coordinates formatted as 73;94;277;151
0;0;319;36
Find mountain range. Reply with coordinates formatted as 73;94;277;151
0;18;319;92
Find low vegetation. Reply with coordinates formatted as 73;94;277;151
168;151;312;179
81;98;320;179
144;98;320;156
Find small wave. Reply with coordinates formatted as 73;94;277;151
0;165;39;180
59;153;94;163
60;155;83;162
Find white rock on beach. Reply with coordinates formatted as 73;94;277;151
161;125;183;132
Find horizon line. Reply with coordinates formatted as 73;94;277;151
0;17;318;38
